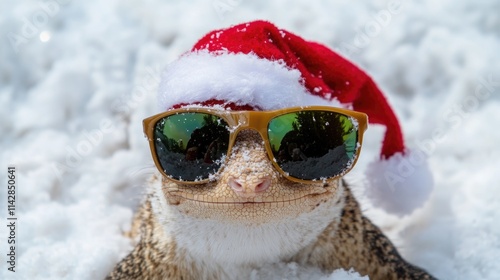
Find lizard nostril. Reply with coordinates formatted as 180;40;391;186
254;177;271;193
228;177;244;192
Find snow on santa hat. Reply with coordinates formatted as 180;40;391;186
158;20;433;216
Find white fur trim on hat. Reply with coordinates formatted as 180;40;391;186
158;50;343;111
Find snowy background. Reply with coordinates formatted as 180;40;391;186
1;0;499;279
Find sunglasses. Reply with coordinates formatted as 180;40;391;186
143;106;368;184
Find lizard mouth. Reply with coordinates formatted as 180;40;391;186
161;179;339;209
167;191;331;206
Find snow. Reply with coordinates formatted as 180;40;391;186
1;0;499;279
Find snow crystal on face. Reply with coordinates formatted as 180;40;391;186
242;148;251;161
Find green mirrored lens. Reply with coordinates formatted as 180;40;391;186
153;112;230;181
268;110;358;180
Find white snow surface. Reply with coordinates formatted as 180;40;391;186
1;0;500;279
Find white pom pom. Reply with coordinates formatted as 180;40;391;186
364;149;434;216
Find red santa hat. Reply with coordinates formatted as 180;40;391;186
158;20;433;216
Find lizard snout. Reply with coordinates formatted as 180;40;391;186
228;176;271;197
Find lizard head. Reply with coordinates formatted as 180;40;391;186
150;129;346;265
158;129;344;224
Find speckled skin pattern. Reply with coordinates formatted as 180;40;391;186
107;131;436;280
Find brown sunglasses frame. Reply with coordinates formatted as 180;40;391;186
143;106;368;185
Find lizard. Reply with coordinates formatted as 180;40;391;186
107;20;436;280
106;130;436;280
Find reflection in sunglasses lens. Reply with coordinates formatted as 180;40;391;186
153;113;230;181
268;111;358;180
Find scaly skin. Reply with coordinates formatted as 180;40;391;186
107;130;436;280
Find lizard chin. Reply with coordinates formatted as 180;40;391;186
150;175;346;265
